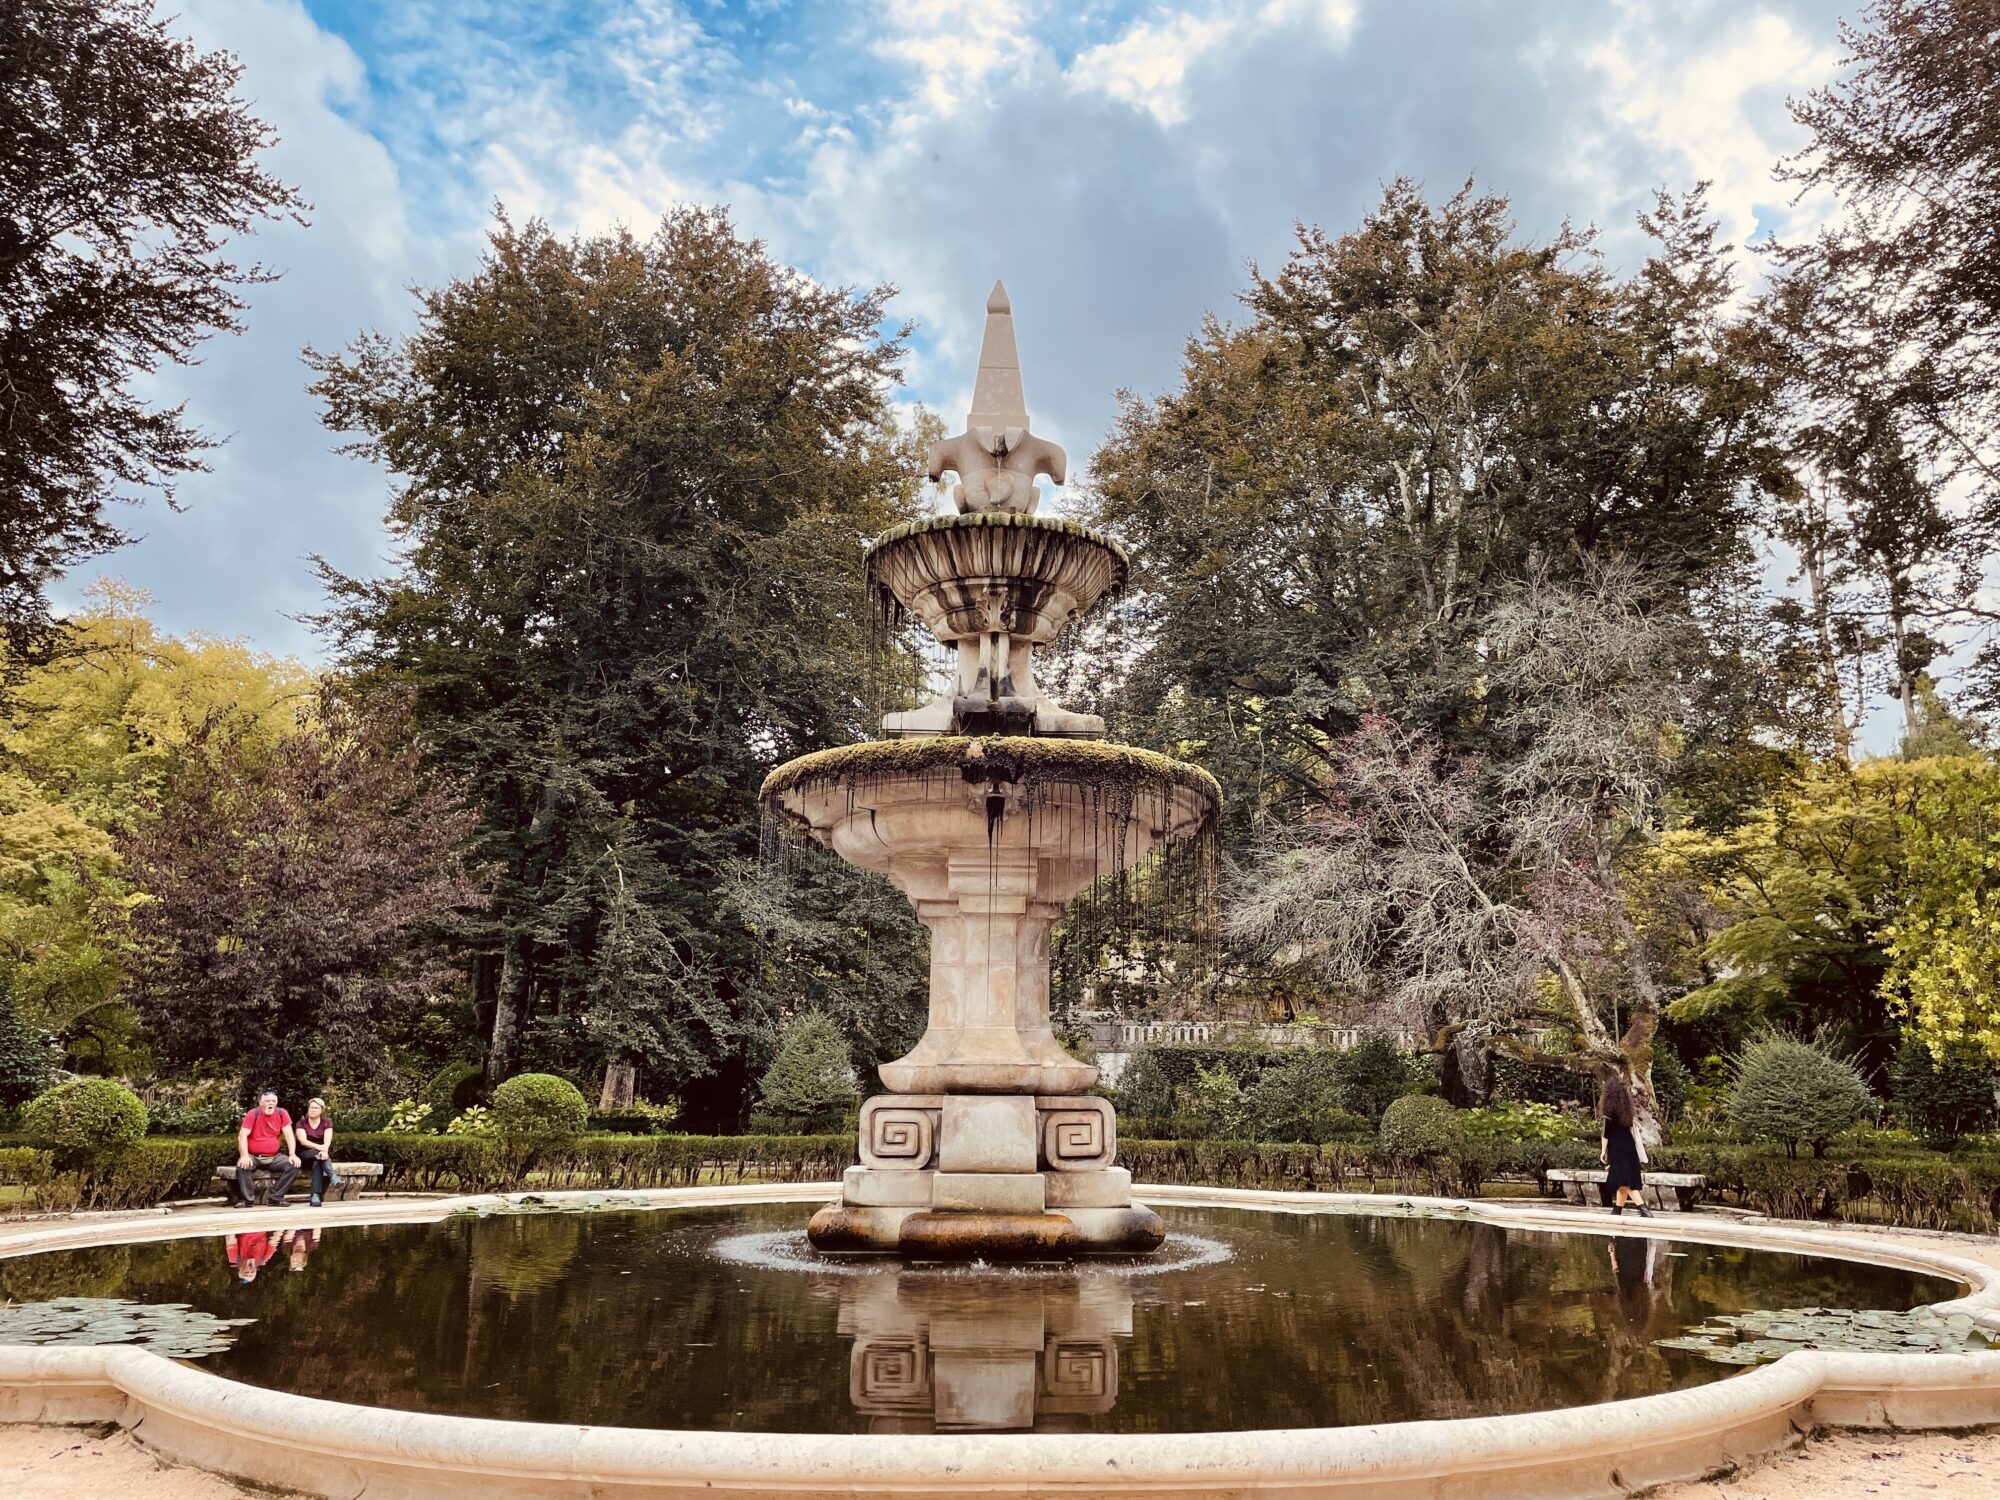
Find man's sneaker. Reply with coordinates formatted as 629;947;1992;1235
233;1198;253;1209
309;1194;321;1207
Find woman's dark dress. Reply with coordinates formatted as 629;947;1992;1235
1604;1120;1644;1192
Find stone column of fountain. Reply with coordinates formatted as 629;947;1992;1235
763;282;1218;1259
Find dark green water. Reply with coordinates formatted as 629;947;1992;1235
0;1205;1959;1433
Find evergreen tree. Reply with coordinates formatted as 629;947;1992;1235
752;1011;855;1133
0;978;57;1109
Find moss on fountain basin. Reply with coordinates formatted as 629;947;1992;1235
761;735;1219;815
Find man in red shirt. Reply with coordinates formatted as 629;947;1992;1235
226;1230;276;1283
234;1090;300;1207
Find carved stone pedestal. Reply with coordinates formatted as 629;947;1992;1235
807;1094;1163;1258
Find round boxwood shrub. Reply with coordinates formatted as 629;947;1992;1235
1728;1033;1874;1159
491;1072;589;1140
22;1078;148;1157
1379;1094;1463;1159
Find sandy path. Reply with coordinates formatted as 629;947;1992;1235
0;1422;308;1498
1648;1427;2000;1496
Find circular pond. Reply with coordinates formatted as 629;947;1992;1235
0;1203;1965;1434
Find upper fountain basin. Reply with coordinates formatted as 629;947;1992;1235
762;736;1218;906
867;514;1129;646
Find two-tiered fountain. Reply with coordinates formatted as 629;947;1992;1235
763;282;1219;1259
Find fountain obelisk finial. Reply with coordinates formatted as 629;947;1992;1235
927;281;1066;515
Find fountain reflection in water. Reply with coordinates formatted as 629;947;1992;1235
842;1272;1130;1432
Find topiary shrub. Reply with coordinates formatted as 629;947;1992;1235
1728;1034;1875;1159
1379;1094;1464;1159
1890;1038;1999;1147
22;1078;148;1159
1334;1035;1425;1121
751;1012;856;1134
491;1073;589;1141
0;984;57;1110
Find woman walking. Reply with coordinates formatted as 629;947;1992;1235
296;1098;341;1207
1598;1073;1650;1217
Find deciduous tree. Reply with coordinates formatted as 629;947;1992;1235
118;690;482;1091
0;0;303;688
309;210;928;1117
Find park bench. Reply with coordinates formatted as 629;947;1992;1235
1543;1167;1706;1212
212;1162;383;1204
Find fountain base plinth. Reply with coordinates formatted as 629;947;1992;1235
808;1093;1163;1257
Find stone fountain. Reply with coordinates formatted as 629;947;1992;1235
763;281;1219;1259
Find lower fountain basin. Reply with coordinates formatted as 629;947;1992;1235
0;1200;1969;1434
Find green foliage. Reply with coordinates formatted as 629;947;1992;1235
1727;1034;1875;1159
587;1100;680;1135
1890;1038;1999;1147
1378;1094;1463;1159
444;1104;495;1137
21;1078;147;1157
0;982;57;1108
1186;1061;1247;1139
1489;1053;1599;1111
1332;1036;1424;1121
491;1073;589;1142
1460;1101;1581;1142
424;1062;485;1117
384;1099;434;1134
752;1012;855;1134
1650;1046;1692;1123
1242;1050;1366;1143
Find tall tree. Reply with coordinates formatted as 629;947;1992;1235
1089;182;1780;842
0;0;303;688
118;690;481;1092
308;211;927;1115
1775;0;2000;724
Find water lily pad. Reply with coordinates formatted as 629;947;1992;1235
0;1297;251;1359
1658;1305;1997;1367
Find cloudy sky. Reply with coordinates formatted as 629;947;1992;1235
72;0;1857;660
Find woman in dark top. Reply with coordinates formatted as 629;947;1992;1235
297;1097;340;1206
1598;1074;1650;1217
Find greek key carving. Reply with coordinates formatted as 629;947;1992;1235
1037;1096;1115;1171
850;1336;931;1415
1039;1338;1116;1414
859;1096;941;1170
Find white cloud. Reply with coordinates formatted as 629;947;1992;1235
63;0;1865;661
873;0;1046;117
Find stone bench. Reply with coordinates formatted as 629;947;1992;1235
212;1162;383;1203
1544;1167;1706;1212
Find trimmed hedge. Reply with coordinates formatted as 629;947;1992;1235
6;1128;1998;1234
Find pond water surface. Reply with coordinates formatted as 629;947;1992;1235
0;1204;1961;1433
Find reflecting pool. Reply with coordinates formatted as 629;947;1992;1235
0;1205;1962;1433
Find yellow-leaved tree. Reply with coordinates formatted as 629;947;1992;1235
0;581;310;1059
1885;756;2000;1063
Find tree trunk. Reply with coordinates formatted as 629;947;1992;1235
598;1061;637;1110
485;937;530;1088
1800;501;1854;761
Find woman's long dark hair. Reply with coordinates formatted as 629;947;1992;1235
1598;1073;1636;1130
